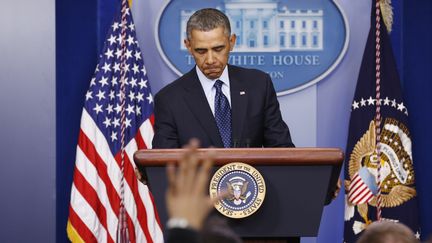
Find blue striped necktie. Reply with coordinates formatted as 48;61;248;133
214;80;232;148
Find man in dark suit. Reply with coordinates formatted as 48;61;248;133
152;8;294;149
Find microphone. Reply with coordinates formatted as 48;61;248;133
232;138;240;148
245;138;251;148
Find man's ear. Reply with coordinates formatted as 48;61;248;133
184;39;192;53
229;34;236;51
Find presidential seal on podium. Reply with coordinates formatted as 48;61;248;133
209;162;266;219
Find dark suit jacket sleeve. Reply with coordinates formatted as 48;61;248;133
165;228;199;243
152;92;180;148
262;74;295;148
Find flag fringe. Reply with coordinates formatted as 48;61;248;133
380;0;393;33
67;220;85;243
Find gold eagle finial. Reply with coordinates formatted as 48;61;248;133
379;0;394;33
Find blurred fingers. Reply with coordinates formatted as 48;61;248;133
166;163;176;194
178;139;200;193
194;151;214;195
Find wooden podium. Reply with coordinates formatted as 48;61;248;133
134;148;343;240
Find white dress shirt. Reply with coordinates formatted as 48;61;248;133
195;65;231;116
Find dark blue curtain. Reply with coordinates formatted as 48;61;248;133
403;0;432;239
56;0;118;242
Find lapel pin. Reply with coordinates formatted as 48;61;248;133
240;91;246;95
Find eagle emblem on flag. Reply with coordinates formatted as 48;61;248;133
345;118;416;233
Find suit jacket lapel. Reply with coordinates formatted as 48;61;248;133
229;68;247;145
182;69;224;147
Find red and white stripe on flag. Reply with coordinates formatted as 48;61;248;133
67;110;163;243
348;173;375;205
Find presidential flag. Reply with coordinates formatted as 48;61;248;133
343;1;420;242
66;1;164;242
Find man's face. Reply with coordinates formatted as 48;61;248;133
184;26;236;80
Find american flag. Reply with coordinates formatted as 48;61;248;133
67;2;163;242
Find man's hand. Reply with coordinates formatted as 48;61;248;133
165;139;221;230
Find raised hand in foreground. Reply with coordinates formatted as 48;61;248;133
166;139;223;230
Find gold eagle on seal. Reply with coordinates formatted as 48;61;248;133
345;118;416;230
226;181;249;206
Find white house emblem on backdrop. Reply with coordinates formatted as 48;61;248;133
156;0;349;95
